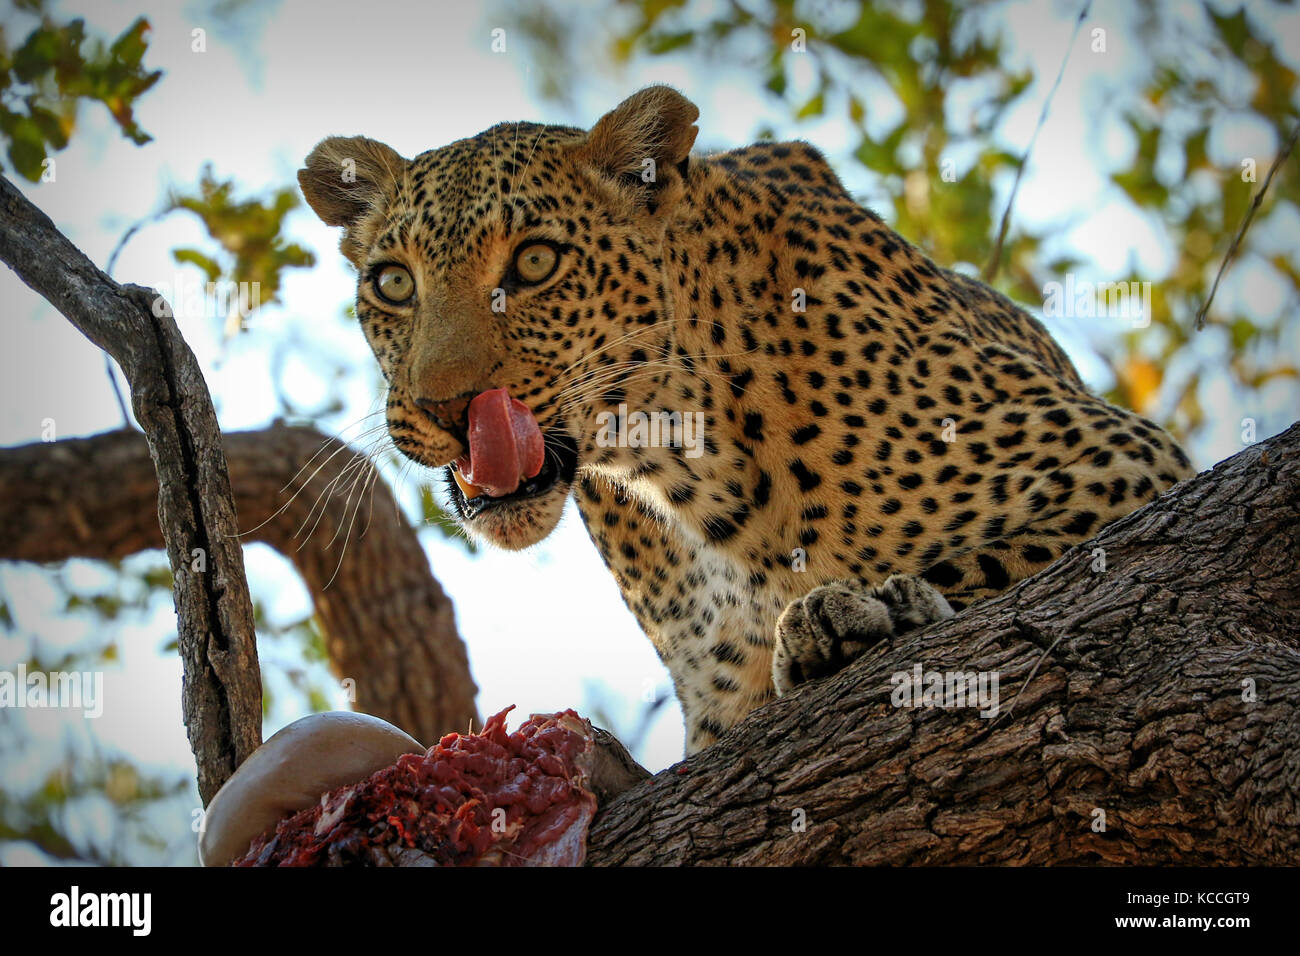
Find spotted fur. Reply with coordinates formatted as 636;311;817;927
300;87;1194;754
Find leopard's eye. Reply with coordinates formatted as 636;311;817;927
514;242;559;284
374;264;414;304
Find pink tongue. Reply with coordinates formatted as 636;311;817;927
455;388;544;497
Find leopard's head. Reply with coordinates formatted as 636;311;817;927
299;87;699;549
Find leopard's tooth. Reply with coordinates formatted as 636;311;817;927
452;467;485;501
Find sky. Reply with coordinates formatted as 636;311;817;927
0;0;1297;865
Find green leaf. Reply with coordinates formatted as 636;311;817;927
1209;8;1249;59
1183;126;1210;173
108;16;151;67
848;94;865;126
764;65;786;96
645;30;693;54
852;125;906;174
27;102;69;149
795;91;824;120
6;121;47;180
12;25;58;83
420;484;476;552
172;247;223;283
1229;317;1259;351
141;566;173;590
299;619;329;664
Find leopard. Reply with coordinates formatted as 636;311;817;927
299;86;1195;755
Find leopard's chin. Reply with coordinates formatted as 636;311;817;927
443;431;579;550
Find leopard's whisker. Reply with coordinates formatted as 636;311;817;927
293;430;392;549
239;419;390;540
321;453;377;591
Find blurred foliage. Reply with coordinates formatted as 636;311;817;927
511;0;1300;446
1104;6;1299;433
166;167;316;336
0;551;346;864
107;167;317;338
0;0;160;181
421;481;480;553
56;559;171;626
0;723;193;866
248;598;341;718
0;574;197;865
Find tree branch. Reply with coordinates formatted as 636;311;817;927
587;423;1300;865
0;173;260;804
0;426;478;746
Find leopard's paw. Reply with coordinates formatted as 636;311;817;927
772;574;955;695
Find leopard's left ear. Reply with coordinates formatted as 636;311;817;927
576;86;699;189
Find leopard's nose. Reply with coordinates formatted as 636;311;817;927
414;393;474;444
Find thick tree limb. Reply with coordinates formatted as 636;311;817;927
0;173;259;804
0;426;478;746
587;423;1300;865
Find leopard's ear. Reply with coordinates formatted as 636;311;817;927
298;135;407;230
576;86;699;187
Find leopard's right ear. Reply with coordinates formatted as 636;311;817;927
298;137;407;257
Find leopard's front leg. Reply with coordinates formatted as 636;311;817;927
772;574;955;695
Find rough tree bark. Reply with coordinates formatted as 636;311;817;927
0;425;477;746
1;420;1295;865
586;422;1300;865
0;173;260;804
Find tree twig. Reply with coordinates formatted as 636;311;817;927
1194;121;1300;331
983;0;1092;282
